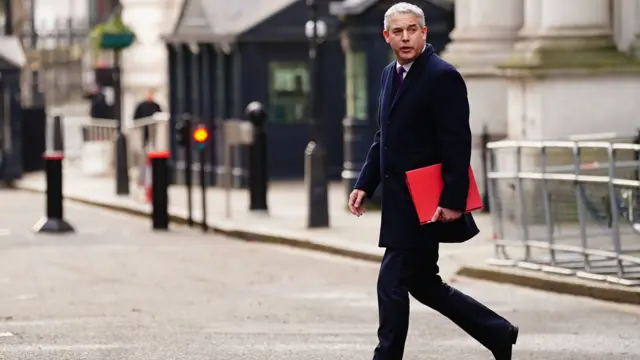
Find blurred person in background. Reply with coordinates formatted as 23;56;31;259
132;88;162;147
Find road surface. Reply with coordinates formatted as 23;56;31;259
0;190;638;359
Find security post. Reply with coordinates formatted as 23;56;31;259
148;151;170;230
175;113;193;226
481;124;490;213
52;115;64;152
193;123;209;232
245;102;268;212
33;152;74;233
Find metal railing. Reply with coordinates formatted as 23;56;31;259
486;139;640;286
51;112;170;174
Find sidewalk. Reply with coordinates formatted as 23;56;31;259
14;170;640;305
14;170;495;278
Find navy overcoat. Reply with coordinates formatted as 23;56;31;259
354;44;480;248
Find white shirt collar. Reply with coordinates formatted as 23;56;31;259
395;44;426;74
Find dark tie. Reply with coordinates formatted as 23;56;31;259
396;66;406;88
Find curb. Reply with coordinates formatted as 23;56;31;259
13;185;383;264
457;265;640;306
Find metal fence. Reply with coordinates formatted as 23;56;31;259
20;18;93;107
486;138;640;287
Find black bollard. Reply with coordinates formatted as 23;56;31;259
245;102;269;211
481;124;490;213
33;153;74;233
52;115;64;152
149;151;170;230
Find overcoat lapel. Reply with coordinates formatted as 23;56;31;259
387;45;434;117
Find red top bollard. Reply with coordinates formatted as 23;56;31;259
147;151;170;159
43;152;64;161
148;150;170;230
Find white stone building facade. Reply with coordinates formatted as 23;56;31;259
120;0;640;174
119;0;182;121
441;0;640;182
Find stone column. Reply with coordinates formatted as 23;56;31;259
499;0;640;145
502;0;632;70
496;0;640;225
443;0;524;75
441;0;524;198
540;0;610;35
120;0;181;120
512;0;541;50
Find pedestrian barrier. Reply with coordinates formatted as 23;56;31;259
80;118;118;176
485;138;640;286
129;112;170;203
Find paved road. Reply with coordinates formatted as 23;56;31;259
0;190;639;360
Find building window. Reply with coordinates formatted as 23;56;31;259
268;62;309;123
346;51;368;120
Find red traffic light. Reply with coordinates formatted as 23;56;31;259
192;125;209;143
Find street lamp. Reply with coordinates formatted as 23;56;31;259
304;0;329;228
90;0;136;195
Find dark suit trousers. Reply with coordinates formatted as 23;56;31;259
373;244;512;360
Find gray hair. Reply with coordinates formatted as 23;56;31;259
383;2;426;31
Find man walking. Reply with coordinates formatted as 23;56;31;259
347;3;518;360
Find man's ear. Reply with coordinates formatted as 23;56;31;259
383;30;390;44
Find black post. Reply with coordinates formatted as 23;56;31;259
175;113;194;226
150;151;170;230
52;115;64;152
246;102;269;211
305;0;329;228
634;128;640;181
113;49;129;195
33;153;74;233
199;146;207;232
184;116;194;226
634;129;640;212
29;0;43;106
481;124;490;213
108;1;129;195
4;0;12;35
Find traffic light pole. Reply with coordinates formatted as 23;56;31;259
192;123;209;232
185;130;193;227
177;114;194;226
198;144;207;232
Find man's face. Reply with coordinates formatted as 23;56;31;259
383;13;427;65
146;89;156;100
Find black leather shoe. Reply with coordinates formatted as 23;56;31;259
492;325;518;360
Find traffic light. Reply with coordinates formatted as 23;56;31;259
192;123;209;151
175;115;191;147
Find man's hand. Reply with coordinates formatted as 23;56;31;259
430;207;462;223
348;189;367;217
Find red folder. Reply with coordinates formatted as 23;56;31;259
405;164;483;224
